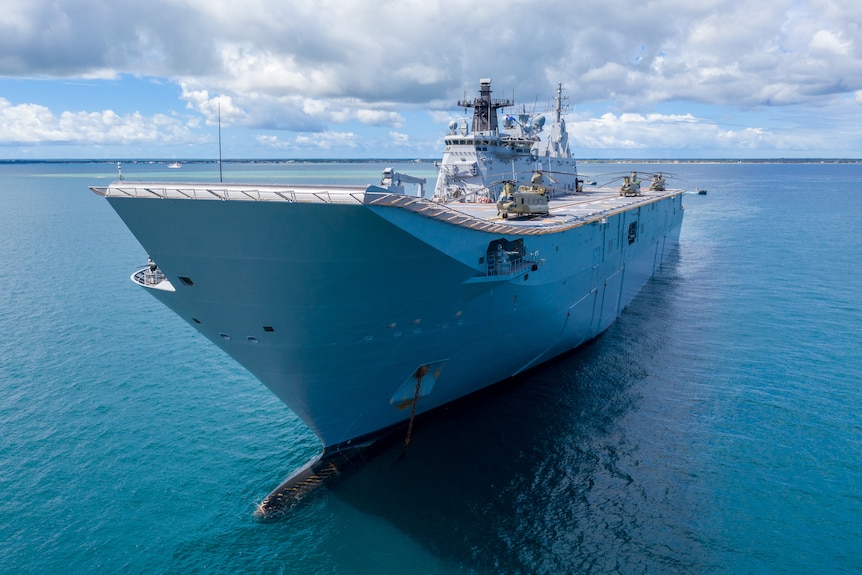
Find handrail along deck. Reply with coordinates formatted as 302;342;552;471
90;184;684;238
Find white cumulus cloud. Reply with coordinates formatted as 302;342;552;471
1;0;862;157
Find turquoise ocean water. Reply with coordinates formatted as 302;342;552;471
1;160;860;574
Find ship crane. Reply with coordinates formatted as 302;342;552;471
381;167;426;197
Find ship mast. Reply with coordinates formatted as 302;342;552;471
458;78;513;134
554;82;563;124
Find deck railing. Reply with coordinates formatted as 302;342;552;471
133;267;167;286
487;250;540;276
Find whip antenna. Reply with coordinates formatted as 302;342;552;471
218;102;223;183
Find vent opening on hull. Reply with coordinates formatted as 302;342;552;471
628;221;638;245
263;326;275;332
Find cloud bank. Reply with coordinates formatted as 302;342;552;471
1;0;861;157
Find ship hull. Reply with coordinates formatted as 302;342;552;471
106;190;683;449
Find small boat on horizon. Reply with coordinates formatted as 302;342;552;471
168;162;182;169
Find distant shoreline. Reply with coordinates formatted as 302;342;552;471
2;158;861;165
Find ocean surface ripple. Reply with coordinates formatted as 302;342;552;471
1;161;860;574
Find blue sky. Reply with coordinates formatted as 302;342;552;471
1;0;861;159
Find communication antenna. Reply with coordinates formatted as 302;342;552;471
218;102;223;183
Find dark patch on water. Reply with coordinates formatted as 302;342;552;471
325;252;708;573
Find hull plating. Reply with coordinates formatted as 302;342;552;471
107;192;683;448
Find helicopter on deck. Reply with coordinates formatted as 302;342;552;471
496;172;551;219
619;172;642;196
597;171;676;197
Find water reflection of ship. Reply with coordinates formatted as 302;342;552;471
329;248;691;571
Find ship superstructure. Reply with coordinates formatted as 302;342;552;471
92;79;685;515
434;78;580;204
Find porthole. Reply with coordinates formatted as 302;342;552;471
179;276;194;286
263;326;275;332
219;333;231;340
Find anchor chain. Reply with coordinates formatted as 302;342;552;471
402;365;429;455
